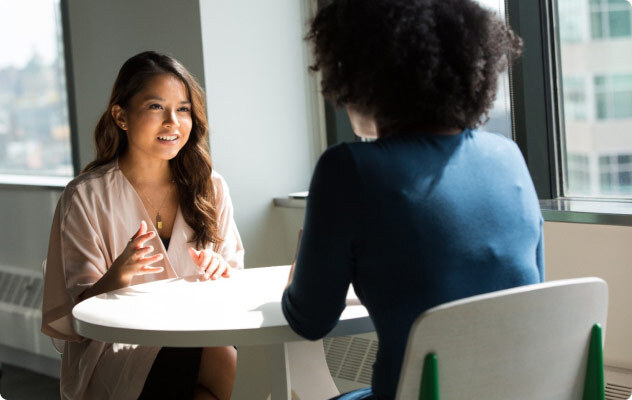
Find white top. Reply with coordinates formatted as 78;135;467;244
73;265;373;347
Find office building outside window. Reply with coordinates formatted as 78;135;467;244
594;74;632;120
0;0;73;180
590;0;632;39
558;0;632;198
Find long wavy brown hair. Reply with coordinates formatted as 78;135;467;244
83;51;221;249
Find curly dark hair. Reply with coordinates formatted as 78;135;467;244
307;0;522;136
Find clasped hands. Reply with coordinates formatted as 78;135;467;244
111;220;231;284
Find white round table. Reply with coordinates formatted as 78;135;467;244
73;265;374;400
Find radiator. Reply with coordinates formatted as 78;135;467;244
0;264;60;378
323;332;377;393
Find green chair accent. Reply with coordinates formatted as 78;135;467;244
419;353;438;400
582;324;605;400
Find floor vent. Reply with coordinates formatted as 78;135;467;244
605;367;632;400
605;383;632;400
323;334;377;390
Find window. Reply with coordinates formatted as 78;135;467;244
0;0;73;180
594;74;632;120
567;153;592;193
590;0;632;39
599;153;632;194
557;0;632;198
559;0;590;43
563;77;588;121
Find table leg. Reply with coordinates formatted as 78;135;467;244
232;341;340;400
286;340;339;400
266;343;292;400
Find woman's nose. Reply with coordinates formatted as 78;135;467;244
164;110;180;128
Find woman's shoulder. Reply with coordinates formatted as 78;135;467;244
65;161;117;192
470;129;520;150
58;161;119;212
211;169;232;202
316;142;357;169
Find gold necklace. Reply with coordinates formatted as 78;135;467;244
138;182;174;230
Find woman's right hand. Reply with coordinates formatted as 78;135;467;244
108;220;164;286
79;221;164;302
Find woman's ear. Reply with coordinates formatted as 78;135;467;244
111;105;128;131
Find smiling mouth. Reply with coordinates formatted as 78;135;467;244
157;135;179;142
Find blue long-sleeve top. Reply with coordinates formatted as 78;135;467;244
282;130;544;399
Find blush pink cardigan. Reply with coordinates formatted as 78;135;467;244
41;161;244;400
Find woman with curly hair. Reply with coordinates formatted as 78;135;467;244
42;51;243;400
282;1;542;399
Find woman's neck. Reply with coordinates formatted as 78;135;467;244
118;153;173;186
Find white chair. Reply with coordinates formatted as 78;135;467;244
395;278;608;400
41;259;65;355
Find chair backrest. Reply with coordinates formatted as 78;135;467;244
41;259;65;354
395;278;608;400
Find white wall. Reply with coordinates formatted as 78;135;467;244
544;221;632;370
199;0;322;268
0;189;60;270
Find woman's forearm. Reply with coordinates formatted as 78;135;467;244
78;268;131;302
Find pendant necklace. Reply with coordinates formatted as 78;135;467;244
139;182;174;231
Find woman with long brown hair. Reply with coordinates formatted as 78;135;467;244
42;51;243;400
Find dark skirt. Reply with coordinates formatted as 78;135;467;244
137;347;203;400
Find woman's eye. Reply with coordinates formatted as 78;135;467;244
148;104;163;110
178;106;191;112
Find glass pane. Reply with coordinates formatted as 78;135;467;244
613;91;632;118
591;11;604;39
612;74;632;87
0;0;73;178
609;10;632;37
474;0;513;139
595;93;609;119
558;0;632;198
563;77;587;120
618;154;632;164
619;170;632;185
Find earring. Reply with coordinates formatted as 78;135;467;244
120;123;127;129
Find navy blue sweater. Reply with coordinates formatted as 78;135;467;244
282;130;544;399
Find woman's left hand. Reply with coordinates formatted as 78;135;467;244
188;248;232;281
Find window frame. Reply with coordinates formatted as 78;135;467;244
0;0;80;188
510;0;632;225
507;0;563;200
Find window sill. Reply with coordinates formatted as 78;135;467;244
273;191;307;208
540;198;632;226
0;174;71;190
274;194;632;227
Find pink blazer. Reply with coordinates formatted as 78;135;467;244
41;160;244;400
